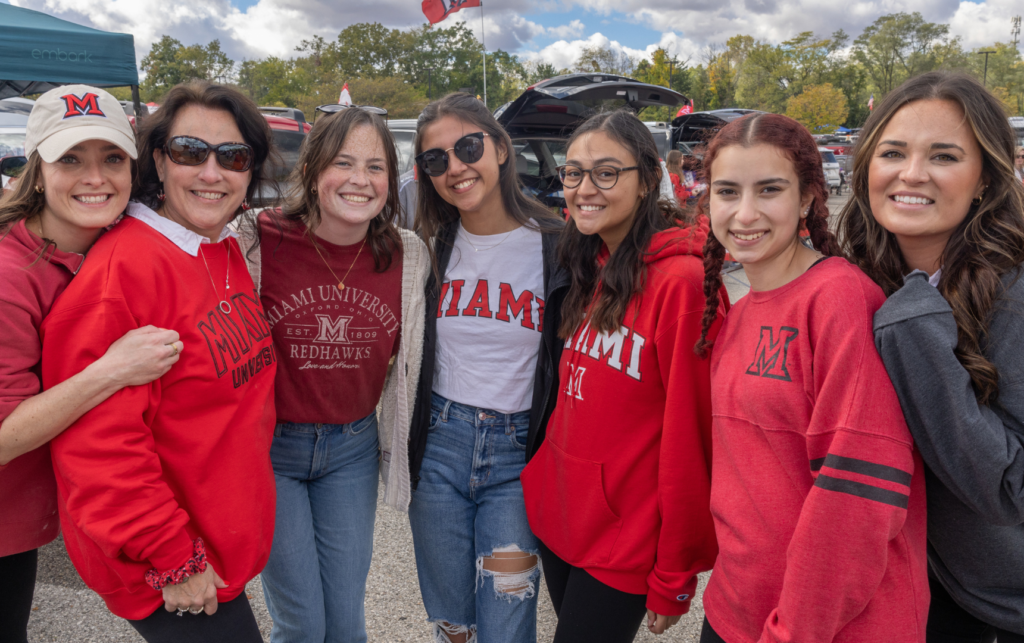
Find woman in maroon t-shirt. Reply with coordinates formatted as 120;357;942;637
241;106;428;643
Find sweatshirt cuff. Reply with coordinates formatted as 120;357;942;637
646;588;692;617
144;537;207;590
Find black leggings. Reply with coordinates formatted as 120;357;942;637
128;592;263;643
700;617;729;643
927;575;1024;643
0;549;38;643
539;542;648;643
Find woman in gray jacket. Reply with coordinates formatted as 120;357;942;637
838;71;1024;643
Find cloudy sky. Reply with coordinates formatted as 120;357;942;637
5;0;1021;70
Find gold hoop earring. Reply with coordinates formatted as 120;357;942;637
34;185;44;194
310;186;317;194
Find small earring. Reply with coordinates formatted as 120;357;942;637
240;199;250;211
310;186;317;194
157;189;166;202
34;185;44;194
972;194;983;206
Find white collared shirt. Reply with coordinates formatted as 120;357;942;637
125;202;237;256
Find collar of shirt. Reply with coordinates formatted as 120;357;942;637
125;201;238;257
907;267;942;288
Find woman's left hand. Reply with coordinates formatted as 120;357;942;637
646;609;682;635
162;564;229;616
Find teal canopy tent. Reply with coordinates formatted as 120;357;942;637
0;3;141;115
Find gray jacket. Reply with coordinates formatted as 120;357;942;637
874;269;1024;633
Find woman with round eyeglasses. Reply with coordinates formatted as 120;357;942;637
407;92;568;643
39;81;277;643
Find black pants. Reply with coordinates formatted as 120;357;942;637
539;542;648;643
700;617;729;643
128;592;262;643
0;549;37;643
927;575;1024;643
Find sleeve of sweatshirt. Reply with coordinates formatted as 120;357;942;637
874;271;1024;526
41;297;195;578
645;304;720;616
759;278;916;643
0;292;43;471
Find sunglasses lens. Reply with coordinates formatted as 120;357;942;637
454;135;485;165
417;150;448;177
166;137;208;166
215;144;253;172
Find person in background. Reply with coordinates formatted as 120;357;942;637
521;110;723;642
39;81;277;643
0;85;179;643
408;92;569;643
666;150;692;204
842;71;1024;643
240;106;429;643
697;112;928;643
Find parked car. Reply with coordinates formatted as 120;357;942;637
1011;116;1024;146
672;109;764;156
0;99;30;190
819;147;842;194
250;113;312;207
386;118;418;176
643;121;674;160
494;73;686;208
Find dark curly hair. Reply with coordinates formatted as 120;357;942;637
695;112;840;356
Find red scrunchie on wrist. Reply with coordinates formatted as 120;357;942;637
144;537;207;591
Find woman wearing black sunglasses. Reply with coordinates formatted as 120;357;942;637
38;81;277;643
407;93;568;643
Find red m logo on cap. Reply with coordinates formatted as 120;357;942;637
60;93;106;119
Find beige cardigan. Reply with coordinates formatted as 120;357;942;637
239;220;428;511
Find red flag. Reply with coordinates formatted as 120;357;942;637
422;0;481;24
675;101;693;117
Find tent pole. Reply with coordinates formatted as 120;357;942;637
131;85;143;122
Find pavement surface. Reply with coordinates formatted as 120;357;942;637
25;191;849;643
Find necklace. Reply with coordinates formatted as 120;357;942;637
199;244;232;314
458;224;518;252
309;232;365;290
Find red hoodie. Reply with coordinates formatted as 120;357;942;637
703;257;928;643
521;224;723;616
40;211;277;620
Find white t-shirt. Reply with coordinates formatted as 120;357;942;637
433;223;545;413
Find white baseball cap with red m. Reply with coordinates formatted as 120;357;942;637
24;85;138;162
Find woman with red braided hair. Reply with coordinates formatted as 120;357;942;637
694;112;929;643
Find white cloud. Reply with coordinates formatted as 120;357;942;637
547;19;586;40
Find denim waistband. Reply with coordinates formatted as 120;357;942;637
430;392;530;426
274;411;376;436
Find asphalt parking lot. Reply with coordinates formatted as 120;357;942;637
26;191;849;642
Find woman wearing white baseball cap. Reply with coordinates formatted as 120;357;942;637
0;85;182;643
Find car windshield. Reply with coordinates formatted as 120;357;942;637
0;133;26;158
392;130;415;175
268;130;305;182
820;151;838;164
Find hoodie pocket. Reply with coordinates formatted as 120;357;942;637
522;440;622;567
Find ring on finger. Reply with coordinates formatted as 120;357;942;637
189;607;203;615
168;342;179;357
176;608;187;617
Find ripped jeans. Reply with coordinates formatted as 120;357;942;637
408;393;541;643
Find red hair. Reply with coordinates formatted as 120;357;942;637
694;113;841;356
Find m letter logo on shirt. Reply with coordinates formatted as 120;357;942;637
314;314;353;344
60;93;106;118
745;326;799;381
565;365;586;400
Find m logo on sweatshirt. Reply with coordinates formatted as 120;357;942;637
564;364;586;400
745;326;799;381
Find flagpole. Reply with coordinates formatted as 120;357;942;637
480;0;487;110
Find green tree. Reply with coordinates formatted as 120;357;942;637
786;83;849;132
574;44;636;76
140;36;234;99
333;23;410;79
853;12;951;96
967;42;1024;114
634;48;692;120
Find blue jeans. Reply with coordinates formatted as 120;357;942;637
260;413;379;643
408;393;541;643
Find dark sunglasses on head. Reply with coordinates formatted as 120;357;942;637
314;104;388;122
415;133;489;178
0;155;28;178
163;136;254;172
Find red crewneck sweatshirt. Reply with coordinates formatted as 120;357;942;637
40;211;277;620
522;224;724;616
704;257;929;643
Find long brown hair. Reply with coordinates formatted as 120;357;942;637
413;92;559;281
0;153;46;230
274;107;401;271
695;112;840;356
558;110;692;339
836;71;1024;404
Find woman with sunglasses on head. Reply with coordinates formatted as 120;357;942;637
0;85;181;643
407;92;568;643
520;110;721;642
38;81;277;643
842;72;1024;643
238;105;429;643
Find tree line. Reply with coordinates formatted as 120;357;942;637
121;12;1024;131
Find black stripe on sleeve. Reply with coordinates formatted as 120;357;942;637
810;457;825;472
822;454;912;486
814;474;910;509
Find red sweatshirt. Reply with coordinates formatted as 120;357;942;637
704;257;928;643
40;210;277;620
0;220;84;557
521;225;723;616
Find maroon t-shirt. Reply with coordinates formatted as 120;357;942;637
258;212;402;424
